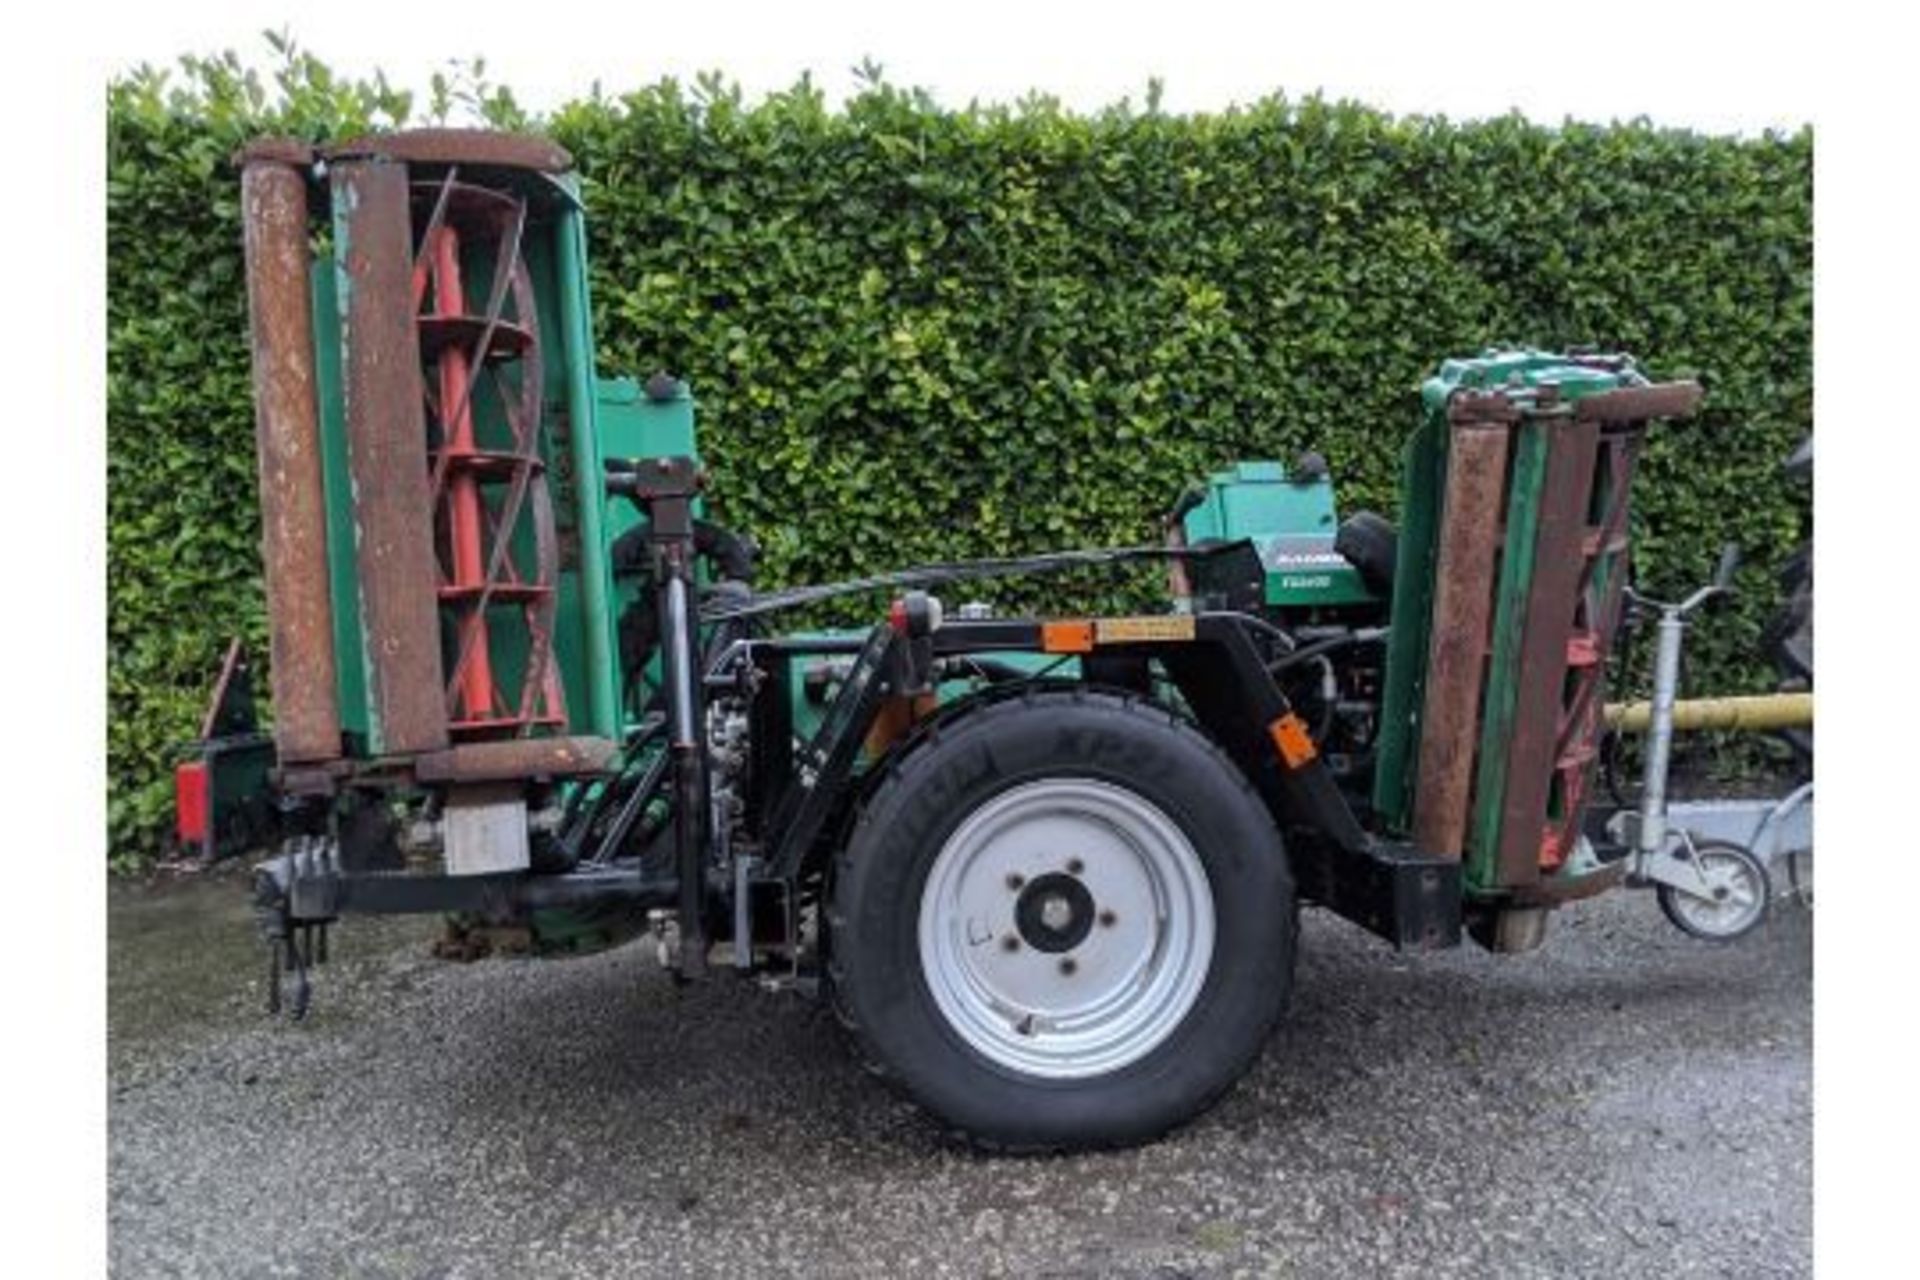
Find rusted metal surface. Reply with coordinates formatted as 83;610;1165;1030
1445;390;1523;425
331;158;449;757
235;137;316;168
324;128;572;173
241;159;341;764
275;764;344;798
1572;381;1703;424
1513;860;1627;905
1492;418;1602;887
412;736;618;784
1411;421;1512;859
1536;429;1641;873
197;637;252;741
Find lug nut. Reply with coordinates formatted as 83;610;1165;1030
1066;858;1085;875
1059;958;1078;976
1006;872;1025;891
1098;909;1117;928
1002;935;1021;952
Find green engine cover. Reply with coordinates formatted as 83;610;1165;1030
1180;460;1376;608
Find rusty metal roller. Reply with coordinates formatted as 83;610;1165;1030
240;158;341;764
330;157;450;757
1411;418;1513;859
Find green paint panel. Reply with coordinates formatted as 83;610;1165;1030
590;374;702;734
1182;460;1375;608
308;264;371;748
1465;420;1552;892
1370;416;1446;830
595;375;699;544
1422;350;1627;408
552;188;621;742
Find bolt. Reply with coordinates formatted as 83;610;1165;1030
1066;857;1085;875
1098;909;1117;928
1006;872;1026;891
1059;957;1078;976
1001;935;1021;952
1039;895;1073;931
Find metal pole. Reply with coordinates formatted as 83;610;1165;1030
1605;691;1813;734
1636;610;1685;857
658;549;711;977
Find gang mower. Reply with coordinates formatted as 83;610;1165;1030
179;129;1718;1150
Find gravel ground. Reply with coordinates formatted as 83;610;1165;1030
108;869;1811;1278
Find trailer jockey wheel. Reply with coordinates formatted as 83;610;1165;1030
1657;839;1772;942
828;690;1296;1152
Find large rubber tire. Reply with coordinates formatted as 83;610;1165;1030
827;689;1296;1152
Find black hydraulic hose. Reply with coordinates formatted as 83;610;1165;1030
1266;626;1388;671
556;718;668;868
584;734;674;868
1202;610;1299;655
612;518;759;585
701;544;1235;622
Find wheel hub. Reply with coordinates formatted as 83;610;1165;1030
1014;873;1095;953
917;778;1216;1079
1665;844;1769;939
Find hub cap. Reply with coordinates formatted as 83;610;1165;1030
916;778;1216;1079
1669;846;1767;937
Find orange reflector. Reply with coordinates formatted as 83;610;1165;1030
1040;620;1096;654
1269;714;1319;769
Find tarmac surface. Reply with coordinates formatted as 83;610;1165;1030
108;867;1811;1277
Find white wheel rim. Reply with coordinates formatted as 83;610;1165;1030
1670;848;1767;937
916;778;1215;1079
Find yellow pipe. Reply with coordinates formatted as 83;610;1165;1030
1604;692;1813;734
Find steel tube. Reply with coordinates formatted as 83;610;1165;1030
1636;614;1685;856
240;159;342;764
1571;381;1704;425
658;555;710;975
1606;691;1813;734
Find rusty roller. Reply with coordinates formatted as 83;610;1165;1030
240;155;341;765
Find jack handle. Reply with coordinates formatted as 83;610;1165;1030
1624;541;1742;618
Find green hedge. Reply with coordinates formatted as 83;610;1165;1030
108;52;1812;862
